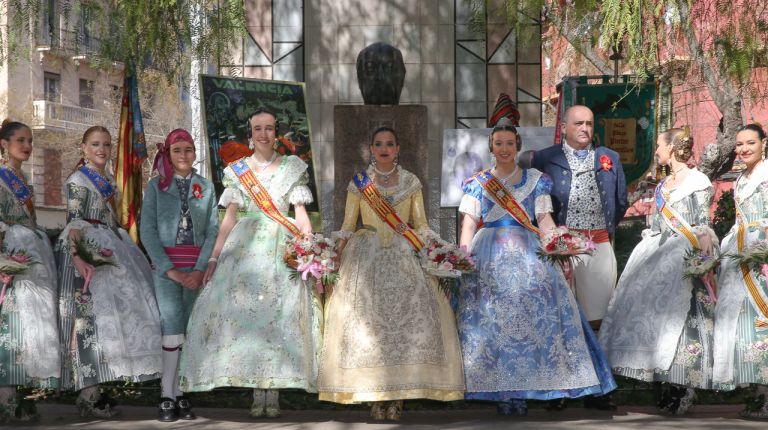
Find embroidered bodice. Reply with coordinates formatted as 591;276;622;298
458;168;553;224
339;167;428;246
0;167;35;228
219;155;313;214
65;168;119;228
733;161;768;226
650;169;713;234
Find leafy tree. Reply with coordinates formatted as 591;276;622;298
469;0;768;179
0;0;246;81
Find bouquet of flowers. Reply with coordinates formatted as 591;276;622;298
72;237;117;294
0;250;37;306
537;227;596;281
422;240;476;297
682;247;719;301
284;233;339;294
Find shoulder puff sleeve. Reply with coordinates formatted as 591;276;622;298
218;167;245;208
288;170;314;206
533;172;554;216
458;177;482;219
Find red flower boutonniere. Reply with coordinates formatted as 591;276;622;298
192;183;203;200
599;155;613;171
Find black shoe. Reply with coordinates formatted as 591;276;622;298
546;398;567;411
583;394;617;411
158;398;178;422
176;397;196;420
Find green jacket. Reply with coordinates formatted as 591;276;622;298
140;173;219;275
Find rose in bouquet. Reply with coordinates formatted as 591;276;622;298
682;247;719;301
0;250;38;306
537;226;596;281
72;237;117;294
422;239;476;297
284;233;339;294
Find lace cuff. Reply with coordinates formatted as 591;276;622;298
458;194;481;218
535;194;553;216
288;185;314;206
219;187;244;208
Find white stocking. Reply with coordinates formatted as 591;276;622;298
162;344;181;400
78;385;99;403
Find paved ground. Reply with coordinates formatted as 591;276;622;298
7;404;768;429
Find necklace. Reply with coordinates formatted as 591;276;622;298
374;164;398;185
252;151;277;171
494;166;520;183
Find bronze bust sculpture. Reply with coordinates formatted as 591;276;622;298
356;42;406;105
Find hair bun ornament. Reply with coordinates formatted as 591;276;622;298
680;125;691;143
494;117;515;128
0;118;10;129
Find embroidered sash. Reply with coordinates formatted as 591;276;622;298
229;157;302;238
735;198;768;331
473;169;540;235
352;170;424;251
78;165;118;216
0;166;36;223
654;181;700;248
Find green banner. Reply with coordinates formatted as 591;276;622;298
561;77;671;185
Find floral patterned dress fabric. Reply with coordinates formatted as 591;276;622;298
0;168;59;388
318;167;465;404
714;161;768;388
457;168;616;400
56;168;161;390
599;169;715;388
179;155;322;392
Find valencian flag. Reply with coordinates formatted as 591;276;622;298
115;73;147;242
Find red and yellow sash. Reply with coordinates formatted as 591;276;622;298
230;157;302;238
352;170;424;251
473;170;540;235
735;199;768;331
655;182;700;248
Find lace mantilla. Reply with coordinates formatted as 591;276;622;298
220;155;312;213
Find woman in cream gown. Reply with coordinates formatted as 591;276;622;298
318;127;464;420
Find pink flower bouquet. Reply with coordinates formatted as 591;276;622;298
422;240;476;296
284;233;339;294
72;237;117;294
0;250;37;306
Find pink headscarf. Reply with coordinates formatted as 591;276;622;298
153;128;194;192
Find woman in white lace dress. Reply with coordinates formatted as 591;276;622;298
599;129;717;415
318;127;464;420
56;126;162;418
0;121;59;422
179;109;321;419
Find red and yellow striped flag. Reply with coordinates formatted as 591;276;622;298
115;73;147;243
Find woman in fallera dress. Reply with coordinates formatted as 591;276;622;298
457;120;616;416
140;129;219;422
0;121;60;422
318;126;465;421
179;108;322;419
56;126;162;418
713;124;768;418
599;128;717;415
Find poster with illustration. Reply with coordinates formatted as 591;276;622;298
441;127;556;207
199;74;318;212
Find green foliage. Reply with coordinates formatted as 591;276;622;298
713;189;735;241
0;0;246;82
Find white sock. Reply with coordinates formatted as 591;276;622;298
252;389;265;409
266;389;279;408
173;345;184;399
161;345;181;399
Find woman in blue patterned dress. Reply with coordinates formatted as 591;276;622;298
0;121;59;422
457;120;616;415
56;126;161;418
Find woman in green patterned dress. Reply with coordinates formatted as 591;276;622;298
0;121;59;422
179;109;322;419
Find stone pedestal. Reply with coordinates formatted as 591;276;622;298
333;105;429;229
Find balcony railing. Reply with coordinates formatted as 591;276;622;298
36;29;100;58
32;100;166;141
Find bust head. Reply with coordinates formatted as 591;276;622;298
356;42;406;105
